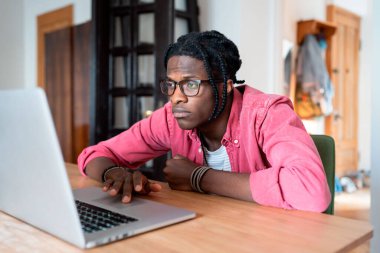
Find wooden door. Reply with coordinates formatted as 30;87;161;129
72;23;91;161
45;27;74;162
44;23;91;163
326;5;361;176
39;7;90;163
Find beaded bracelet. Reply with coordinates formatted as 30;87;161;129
190;166;211;193
102;165;128;183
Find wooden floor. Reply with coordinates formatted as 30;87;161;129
334;188;371;253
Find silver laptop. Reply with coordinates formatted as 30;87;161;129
0;88;195;248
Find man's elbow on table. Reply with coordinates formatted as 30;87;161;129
284;182;332;212
250;172;332;212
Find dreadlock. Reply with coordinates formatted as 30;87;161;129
164;30;245;119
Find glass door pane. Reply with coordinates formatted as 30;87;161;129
138;54;155;86
137;97;154;121
113;97;131;128
139;0;154;3
112;15;131;47
175;18;189;40
175;0;187;11
113;56;132;88
138;13;155;44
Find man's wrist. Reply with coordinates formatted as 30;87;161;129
102;165;129;182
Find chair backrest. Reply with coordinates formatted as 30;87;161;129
310;134;335;215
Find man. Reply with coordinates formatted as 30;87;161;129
78;30;331;212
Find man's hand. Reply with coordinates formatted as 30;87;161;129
163;154;200;191
102;168;162;203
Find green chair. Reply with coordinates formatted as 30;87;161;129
310;134;335;215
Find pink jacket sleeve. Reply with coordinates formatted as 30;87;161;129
249;97;331;212
77;106;172;176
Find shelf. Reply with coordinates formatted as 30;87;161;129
297;19;337;45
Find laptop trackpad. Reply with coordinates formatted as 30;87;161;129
94;195;144;209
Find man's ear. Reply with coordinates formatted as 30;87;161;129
227;79;234;93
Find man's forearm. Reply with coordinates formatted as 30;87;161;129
200;169;253;202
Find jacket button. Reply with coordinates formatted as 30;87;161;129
234;139;239;144
198;147;202;153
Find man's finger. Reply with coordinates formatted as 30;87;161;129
150;183;162;192
133;171;143;192
109;179;123;196
102;179;114;191
122;173;133;203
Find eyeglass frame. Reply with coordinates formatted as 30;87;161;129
159;79;224;97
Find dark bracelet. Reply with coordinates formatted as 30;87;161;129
190;166;211;193
102;165;128;183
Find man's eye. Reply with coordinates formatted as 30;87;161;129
186;81;199;90
167;82;176;88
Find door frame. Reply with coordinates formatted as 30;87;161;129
37;5;73;88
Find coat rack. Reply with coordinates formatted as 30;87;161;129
296;19;337;45
290;19;337;117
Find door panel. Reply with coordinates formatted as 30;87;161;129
326;5;360;176
44;22;91;163
45;28;73;162
73;22;91;161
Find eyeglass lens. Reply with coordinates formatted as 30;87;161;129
161;80;201;96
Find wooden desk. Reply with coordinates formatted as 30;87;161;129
0;163;373;253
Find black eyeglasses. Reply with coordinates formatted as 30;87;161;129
160;79;223;97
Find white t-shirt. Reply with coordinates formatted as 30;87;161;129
203;145;231;172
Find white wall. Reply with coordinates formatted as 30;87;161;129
23;0;91;88
327;0;368;16
370;0;380;250
239;0;282;93
357;4;372;172
0;0;25;89
198;0;282;93
197;0;240;44
282;0;325;42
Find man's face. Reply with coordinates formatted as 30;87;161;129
166;55;215;130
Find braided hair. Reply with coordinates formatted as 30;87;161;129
164;30;245;119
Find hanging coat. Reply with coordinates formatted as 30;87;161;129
296;34;334;116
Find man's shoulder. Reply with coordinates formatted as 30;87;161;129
237;85;293;109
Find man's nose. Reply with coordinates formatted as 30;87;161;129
170;85;187;104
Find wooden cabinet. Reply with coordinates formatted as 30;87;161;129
91;0;199;180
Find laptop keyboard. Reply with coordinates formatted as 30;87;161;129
75;200;138;233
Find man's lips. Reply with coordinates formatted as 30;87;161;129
172;108;191;118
